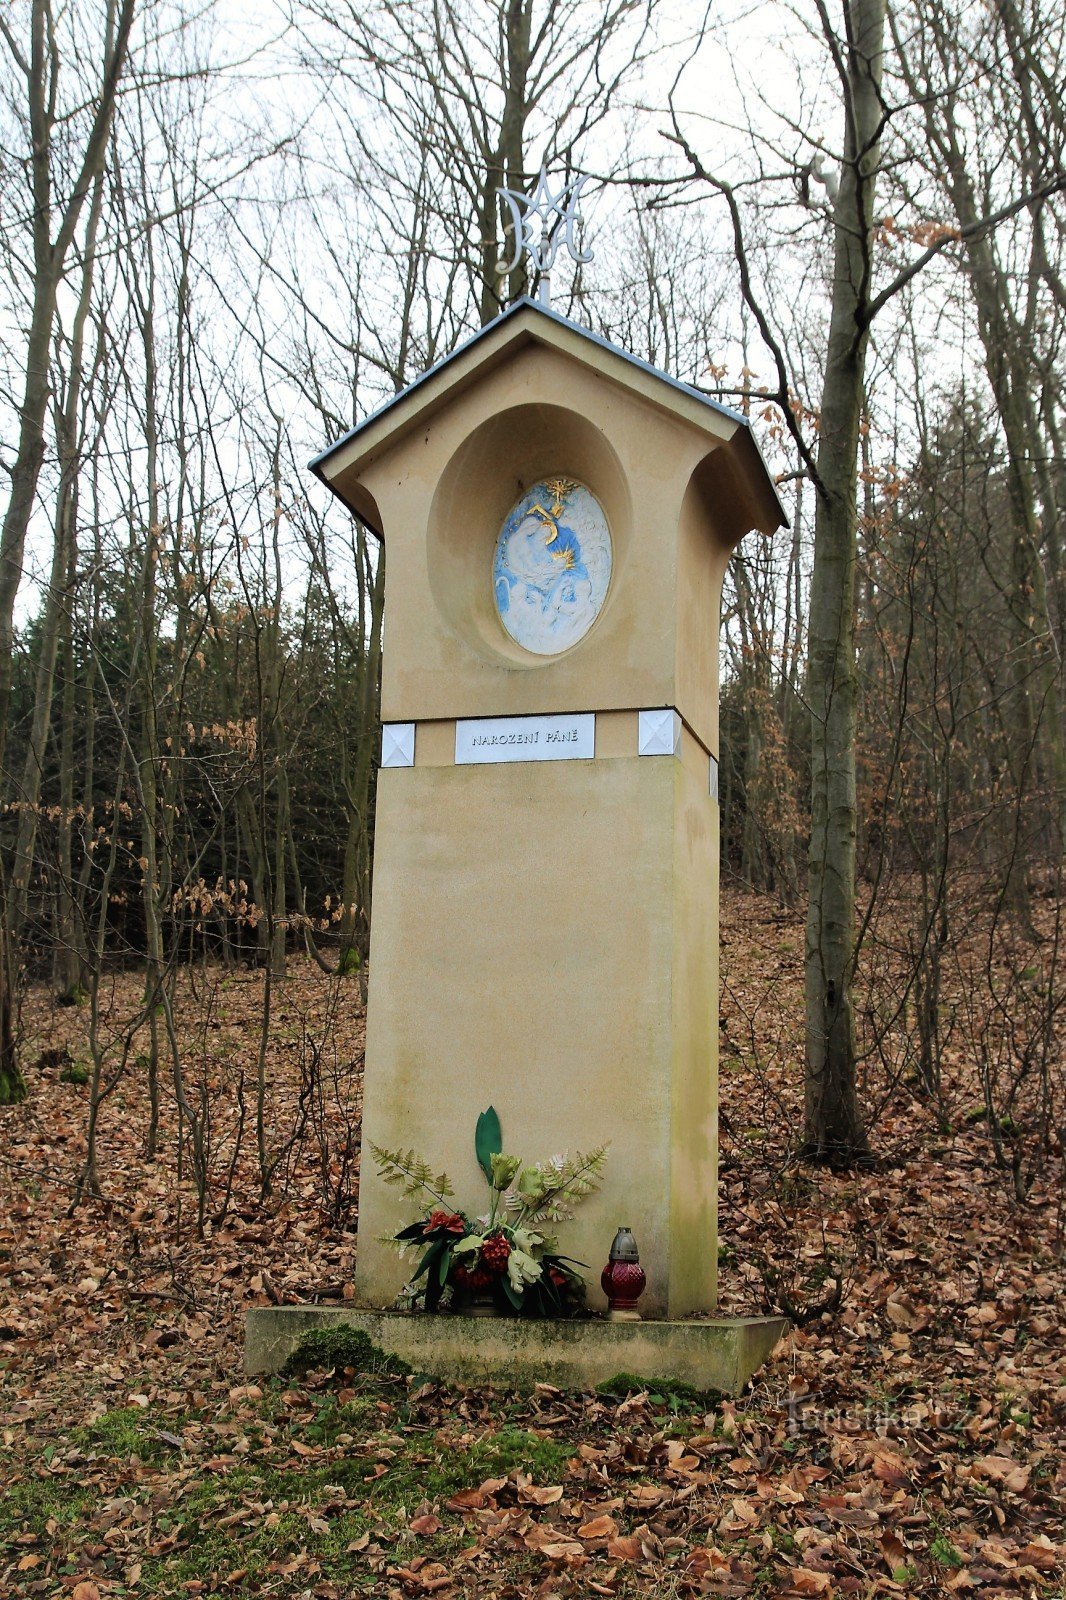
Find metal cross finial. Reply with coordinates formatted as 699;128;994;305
497;167;593;309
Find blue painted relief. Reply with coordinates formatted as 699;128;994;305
493;478;612;656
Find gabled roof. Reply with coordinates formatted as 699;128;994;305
309;296;787;535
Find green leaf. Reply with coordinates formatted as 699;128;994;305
475;1106;503;1182
437;1245;453;1286
425;1267;444;1312
396;1222;430;1241
500;1276;524;1309
413;1241;443;1281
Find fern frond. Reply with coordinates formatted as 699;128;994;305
520;1144;609;1223
567;1145;609;1184
379;1233;415;1254
369;1143;454;1205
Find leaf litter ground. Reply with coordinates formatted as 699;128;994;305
1;889;1063;1598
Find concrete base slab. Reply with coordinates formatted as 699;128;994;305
245;1306;789;1396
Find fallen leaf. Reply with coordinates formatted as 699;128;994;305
871;1450;909;1487
607;1535;643;1561
446;1488;488;1510
578;1514;619;1541
1017;1542;1058;1571
524;1524;584;1560
879;1531;907;1572
518;1482;564;1505
536;1541;586;1562
686;1546;730;1576
976;1455;1031;1493
628;1484;667;1506
785;1568;831;1595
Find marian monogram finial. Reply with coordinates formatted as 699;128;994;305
497;167;593;309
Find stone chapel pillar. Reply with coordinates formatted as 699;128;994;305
312;300;784;1319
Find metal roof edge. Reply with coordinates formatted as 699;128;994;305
310;296;748;470
518;297;750;427
308;299;532;479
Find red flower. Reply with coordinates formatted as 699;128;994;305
453;1263;492;1290
423;1209;466;1236
481;1232;512;1274
549;1267;569;1288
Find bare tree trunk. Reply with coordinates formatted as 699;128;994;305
500;0;532;306
802;0;885;1167
0;0;135;1104
942;175;1064;879
140;537;164;1158
271;762;289;981
114;124;169;1156
348;532;385;965
0;889;22;1102
72;470;105;993
10;170;105;933
0;0;135;770
477;0;532;322
898;0;1066;893
54;551;82;1001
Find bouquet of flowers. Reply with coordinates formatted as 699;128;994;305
371;1108;607;1317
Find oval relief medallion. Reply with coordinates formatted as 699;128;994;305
492;478;612;656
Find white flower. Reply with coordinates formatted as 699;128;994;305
511;1228;543;1254
507;1248;542;1292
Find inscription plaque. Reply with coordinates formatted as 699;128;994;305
455;712;595;765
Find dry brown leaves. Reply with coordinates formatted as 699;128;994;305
2;892;1065;1598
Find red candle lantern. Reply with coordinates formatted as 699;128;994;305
601;1227;646;1321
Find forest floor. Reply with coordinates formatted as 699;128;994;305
1;886;1063;1600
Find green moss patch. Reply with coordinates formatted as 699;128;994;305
596;1370;725;1410
281;1325;412;1380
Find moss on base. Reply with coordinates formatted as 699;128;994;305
247;1306;788;1395
596;1371;725;1408
281;1325;411;1380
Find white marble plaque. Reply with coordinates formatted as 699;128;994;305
381;722;415;768
455;712;595;765
638;707;682;757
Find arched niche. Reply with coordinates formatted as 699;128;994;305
427;402;632;668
